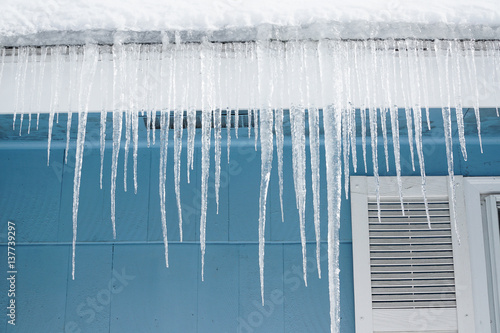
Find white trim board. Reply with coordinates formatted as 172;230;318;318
463;177;500;333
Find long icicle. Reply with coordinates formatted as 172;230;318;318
66;46;79;164
398;40;416;172
304;41;322;279
122;47;132;193
18;47;29;136
466;40;483;153
435;40;461;243
199;40;213;281
275;42;285;223
449;41;467;161
318;42;340;333
12;47;21;131
367;41;381;222
341;44;352;200
131;45;140;195
72;44;99;279
407;40;431;227
27;47;37;134
159;34;171;267
225;45;232;162
36;47;48;130
174;40;184;241
99;51;108;188
159;109;170;267
289;41;308;287
47;46;62;164
387;40;405;213
214;43;222;214
187;43;198;183
110;43;125;239
256;41;274;306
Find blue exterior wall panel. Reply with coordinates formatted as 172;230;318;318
0;108;499;332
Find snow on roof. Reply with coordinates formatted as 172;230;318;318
1;0;499;45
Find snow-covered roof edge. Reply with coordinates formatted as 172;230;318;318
1;0;500;47
2;22;500;47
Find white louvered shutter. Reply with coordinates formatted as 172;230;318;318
351;176;475;333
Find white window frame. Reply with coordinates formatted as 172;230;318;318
463;177;500;333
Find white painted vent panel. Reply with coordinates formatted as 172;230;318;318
351;176;475;333
369;200;457;310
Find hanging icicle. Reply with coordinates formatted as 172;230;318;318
1;39;499;333
71;44;99;279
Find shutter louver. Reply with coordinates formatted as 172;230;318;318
369;200;457;310
351;176;475;333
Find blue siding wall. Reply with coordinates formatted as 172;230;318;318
0;108;499;332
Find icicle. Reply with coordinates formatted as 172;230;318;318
347;44;357;174
214;43;222;214
341;107;350;198
413;105;431;227
435;40;461;243
304;42;322;278
110;43;125;240
151;46;160;147
131;45;139;196
449;41;467;161
380;107;389;172
324;104;342;333
159;109;170;267
274;42;285;223
353;43;368;173
174;41;184;241
66;46;79;164
127;44;140;196
158;36;172;268
254;108;259;151
144;45;152;148
406;40;431;226
54;47;64;125
396;41;415;172
417;41;431;130
17;47;29;136
257;105;273;304
13;48;21;130
122;46;133;193
72;44;99;279
256;41;274;306
225;46;232;162
47;46;63;164
340;43;352;199
186;44;197;183
199;40;213;281
367;41;381;223
132;101;139;195
36;47;48;130
318;40;342;333
465;40;483;153
369;106;381;223
379;42;391;174
27;48;37;134
289;41;308;287
234;43;243;139
385;40;405;213
251;44;259;149
99;51;107;188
